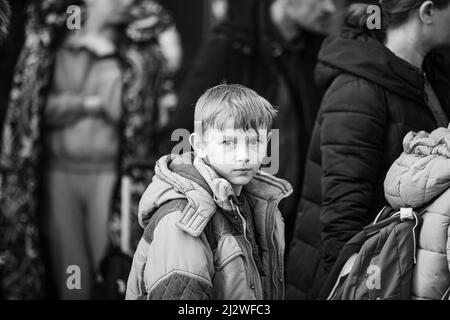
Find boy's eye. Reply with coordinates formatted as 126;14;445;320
249;138;260;145
222;140;235;146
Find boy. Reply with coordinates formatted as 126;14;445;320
126;84;292;300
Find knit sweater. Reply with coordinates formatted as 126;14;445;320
45;33;122;172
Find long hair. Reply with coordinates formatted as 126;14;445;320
345;0;450;41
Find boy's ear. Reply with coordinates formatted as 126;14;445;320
189;133;207;158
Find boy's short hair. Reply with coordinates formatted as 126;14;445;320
194;84;278;135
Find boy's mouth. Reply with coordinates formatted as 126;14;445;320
233;168;252;173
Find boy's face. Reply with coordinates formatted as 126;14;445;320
194;121;271;188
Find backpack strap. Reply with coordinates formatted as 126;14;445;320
326;253;358;300
366;207;422;264
202;215;218;253
442;286;450;300
142;198;218;252
372;206;395;224
143;199;189;244
364;212;401;237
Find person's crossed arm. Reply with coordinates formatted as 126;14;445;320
319;77;386;273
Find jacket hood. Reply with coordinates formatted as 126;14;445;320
138;153;293;236
316;31;426;104
384;126;450;209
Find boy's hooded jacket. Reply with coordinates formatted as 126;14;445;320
0;1;173;299
285;28;448;299
384;127;450;300
126;153;292;300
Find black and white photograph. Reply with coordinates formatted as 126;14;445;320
1;0;450;312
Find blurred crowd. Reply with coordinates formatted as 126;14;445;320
0;0;449;300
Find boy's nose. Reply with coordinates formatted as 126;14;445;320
235;143;250;164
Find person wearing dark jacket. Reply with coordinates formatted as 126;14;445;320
160;0;336;248
0;0;10;300
285;0;450;299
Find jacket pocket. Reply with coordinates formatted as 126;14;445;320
215;235;245;270
213;236;250;300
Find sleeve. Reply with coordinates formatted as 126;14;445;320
45;71;122;128
319;79;386;272
126;238;152;300
96;71;122;126
128;211;215;300
44;93;86;128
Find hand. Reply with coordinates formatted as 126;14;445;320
158;93;178;128
83;95;103;113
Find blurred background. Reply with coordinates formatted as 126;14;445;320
2;0;449;301
0;0;349;125
0;0;370;300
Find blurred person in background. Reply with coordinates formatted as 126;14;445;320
0;0;180;299
211;0;229;21
159;0;337;251
0;0;10;301
211;0;229;22
286;0;450;299
0;0;27;138
0;0;9;42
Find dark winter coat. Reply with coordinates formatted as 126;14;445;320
285;30;448;300
425;48;450;118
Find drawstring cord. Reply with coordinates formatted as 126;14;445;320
442;286;450;300
411;212;419;265
399;208;419;265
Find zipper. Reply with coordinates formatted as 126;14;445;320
269;197;285;299
230;199;263;299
